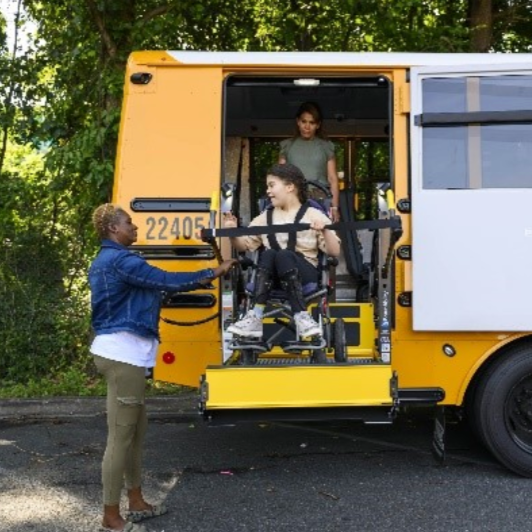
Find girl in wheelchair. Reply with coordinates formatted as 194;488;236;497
223;163;341;340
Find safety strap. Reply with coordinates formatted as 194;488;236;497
234;140;245;218
266;201;310;251
202;217;402;239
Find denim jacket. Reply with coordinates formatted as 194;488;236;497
89;239;214;340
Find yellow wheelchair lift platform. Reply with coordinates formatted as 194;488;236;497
200;364;397;424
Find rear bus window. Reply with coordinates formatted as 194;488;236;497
420;75;532;189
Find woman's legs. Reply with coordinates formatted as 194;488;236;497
93;355;151;530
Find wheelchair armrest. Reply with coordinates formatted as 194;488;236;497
318;253;338;269
327;256;339;268
243;250;260;286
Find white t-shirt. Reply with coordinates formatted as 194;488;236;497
90;331;159;368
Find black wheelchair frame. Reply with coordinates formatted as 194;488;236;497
226;181;347;366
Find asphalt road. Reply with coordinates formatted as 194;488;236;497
0;394;530;532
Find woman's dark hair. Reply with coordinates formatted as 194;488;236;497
267;163;308;203
294;101;326;139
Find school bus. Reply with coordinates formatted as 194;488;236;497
113;51;532;477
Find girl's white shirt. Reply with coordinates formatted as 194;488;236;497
243;205;340;267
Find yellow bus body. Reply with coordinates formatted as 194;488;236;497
115;51;530;406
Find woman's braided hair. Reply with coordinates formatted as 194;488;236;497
92;203;126;240
267;163;308;204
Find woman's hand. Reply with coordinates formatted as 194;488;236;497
329;207;340;223
222;212;238;228
211;259;239;279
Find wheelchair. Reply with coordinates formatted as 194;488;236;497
225;181;348;366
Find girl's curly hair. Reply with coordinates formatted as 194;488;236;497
267;163;308;203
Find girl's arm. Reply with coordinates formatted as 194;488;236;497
310;218;341;258
321;228;341;257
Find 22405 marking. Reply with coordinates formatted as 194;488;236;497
145;216;206;241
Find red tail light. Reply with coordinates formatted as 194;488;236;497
162;351;176;364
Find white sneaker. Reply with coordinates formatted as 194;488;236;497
294;311;321;338
227;311;263;338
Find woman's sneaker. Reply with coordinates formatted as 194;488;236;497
227;311;263;338
294;311;321;338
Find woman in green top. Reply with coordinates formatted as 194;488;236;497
279;101;340;222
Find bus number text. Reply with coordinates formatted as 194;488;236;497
145;216;205;241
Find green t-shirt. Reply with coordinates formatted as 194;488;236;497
279;137;335;185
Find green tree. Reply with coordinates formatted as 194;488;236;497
3;0;532;388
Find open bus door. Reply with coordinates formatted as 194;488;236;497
410;64;532;332
411;63;532;476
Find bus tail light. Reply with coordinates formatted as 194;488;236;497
162;351;176;364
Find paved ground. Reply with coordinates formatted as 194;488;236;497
0;393;531;532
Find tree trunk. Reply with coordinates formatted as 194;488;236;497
469;0;493;52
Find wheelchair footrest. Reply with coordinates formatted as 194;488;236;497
229;340;269;353
281;338;326;352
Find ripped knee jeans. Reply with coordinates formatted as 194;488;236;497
93;355;148;505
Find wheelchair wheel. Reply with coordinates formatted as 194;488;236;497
333;318;347;363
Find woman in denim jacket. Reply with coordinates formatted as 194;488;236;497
89;203;236;532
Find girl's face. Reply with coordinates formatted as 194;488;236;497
296;111;320;139
110;211;138;246
266;175;295;207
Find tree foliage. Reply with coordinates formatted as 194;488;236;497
1;0;532;384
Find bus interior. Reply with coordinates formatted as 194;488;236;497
217;74;396;367
222;74;392;304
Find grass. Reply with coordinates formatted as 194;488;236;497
0;366;191;398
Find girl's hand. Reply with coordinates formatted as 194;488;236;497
222;212;238;228
310;219;328;232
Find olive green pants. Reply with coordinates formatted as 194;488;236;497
93;355;147;505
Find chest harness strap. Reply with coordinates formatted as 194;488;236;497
266;201;310;252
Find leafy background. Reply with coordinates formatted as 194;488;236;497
0;0;531;394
